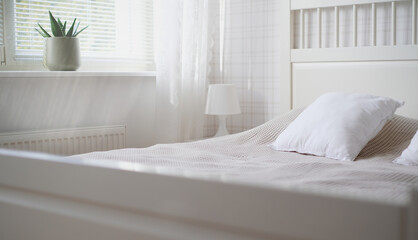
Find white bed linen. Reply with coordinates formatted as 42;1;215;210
270;92;404;161
393;130;418;166
75;109;418;204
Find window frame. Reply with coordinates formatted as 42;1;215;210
0;0;155;72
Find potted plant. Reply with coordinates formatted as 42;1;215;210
35;11;88;71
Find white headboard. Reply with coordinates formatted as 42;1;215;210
278;0;418;119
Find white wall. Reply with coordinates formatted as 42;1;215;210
0;72;156;148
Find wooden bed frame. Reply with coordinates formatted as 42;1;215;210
1;149;417;240
1;0;418;239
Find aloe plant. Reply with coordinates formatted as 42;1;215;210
35;11;88;38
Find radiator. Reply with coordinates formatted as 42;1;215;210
0;125;126;156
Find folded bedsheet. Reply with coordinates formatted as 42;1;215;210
74;109;418;204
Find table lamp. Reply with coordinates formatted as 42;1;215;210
205;84;241;137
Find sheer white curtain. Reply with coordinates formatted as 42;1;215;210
154;0;215;143
206;0;281;136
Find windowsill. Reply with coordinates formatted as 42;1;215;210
0;71;156;78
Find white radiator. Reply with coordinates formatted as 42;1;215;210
0;125;126;156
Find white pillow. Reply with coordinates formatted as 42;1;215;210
270;92;404;161
393;131;418;166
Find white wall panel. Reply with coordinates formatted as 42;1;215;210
292;61;418;118
293;1;413;49
0;74;156;148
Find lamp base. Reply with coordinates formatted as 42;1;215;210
214;115;229;137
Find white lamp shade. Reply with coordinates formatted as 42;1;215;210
205;84;241;115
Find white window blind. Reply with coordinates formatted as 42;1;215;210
14;0;154;70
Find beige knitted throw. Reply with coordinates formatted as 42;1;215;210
75;109;418;204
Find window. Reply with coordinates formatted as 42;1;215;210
1;0;154;71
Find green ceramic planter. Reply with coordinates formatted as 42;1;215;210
43;37;80;71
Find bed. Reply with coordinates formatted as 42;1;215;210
1;0;418;240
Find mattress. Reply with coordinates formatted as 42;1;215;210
75;109;418;204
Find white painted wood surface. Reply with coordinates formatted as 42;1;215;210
0;149;411;240
292;61;418;118
353;4;357;47
317;8;322;48
335;6;339;48
278;0;293;114
300;9;304;49
408;184;418;240
291;0;408;10
0;126;126;155
291;45;418;62
372;3;376;46
392;2;397;46
413;0;417;44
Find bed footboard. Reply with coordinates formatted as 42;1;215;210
408;184;418;240
0;149;414;240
